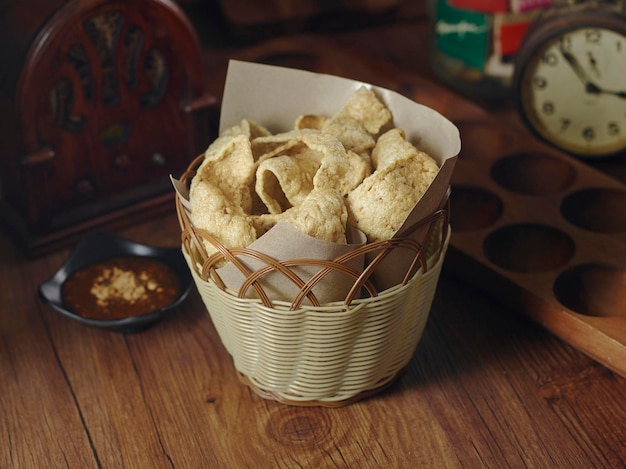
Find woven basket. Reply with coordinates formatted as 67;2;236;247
176;155;451;406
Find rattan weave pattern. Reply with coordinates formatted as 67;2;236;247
183;240;448;404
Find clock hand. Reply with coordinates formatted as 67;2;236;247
559;46;595;87
586;82;601;94
587;52;601;78
587;84;626;99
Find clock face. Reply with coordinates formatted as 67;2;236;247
518;25;626;157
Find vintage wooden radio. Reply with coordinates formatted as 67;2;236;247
0;0;215;255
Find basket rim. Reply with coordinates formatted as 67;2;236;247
182;228;451;313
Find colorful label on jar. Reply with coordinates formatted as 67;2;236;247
511;0;553;12
434;1;546;76
434;0;490;70
449;0;509;13
485;10;540;78
449;0;552;13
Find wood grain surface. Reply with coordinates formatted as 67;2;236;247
2;2;625;467
3;213;625;467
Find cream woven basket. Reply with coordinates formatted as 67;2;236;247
176;156;451;407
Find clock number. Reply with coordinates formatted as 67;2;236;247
585;29;601;44
582;127;595;141
542;52;558;66
608;122;620;136
542;101;555;115
532;76;547;89
559;118;571;133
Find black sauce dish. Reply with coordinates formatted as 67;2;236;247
39;232;193;333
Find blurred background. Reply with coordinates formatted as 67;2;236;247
1;0;625;255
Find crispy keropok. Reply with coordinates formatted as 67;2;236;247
188;86;439;257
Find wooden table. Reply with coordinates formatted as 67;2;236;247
2;2;625;467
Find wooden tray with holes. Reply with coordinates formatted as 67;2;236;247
232;37;626;377
446;119;626;377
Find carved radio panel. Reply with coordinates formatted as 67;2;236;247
0;0;215;255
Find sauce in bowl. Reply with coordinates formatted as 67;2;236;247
62;256;181;320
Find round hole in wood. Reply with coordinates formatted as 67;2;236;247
561;188;626;233
456;121;508;161
554;264;626;317
483;224;575;273
450;185;503;232
491;152;576;195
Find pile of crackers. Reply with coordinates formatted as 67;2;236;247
189;87;439;260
